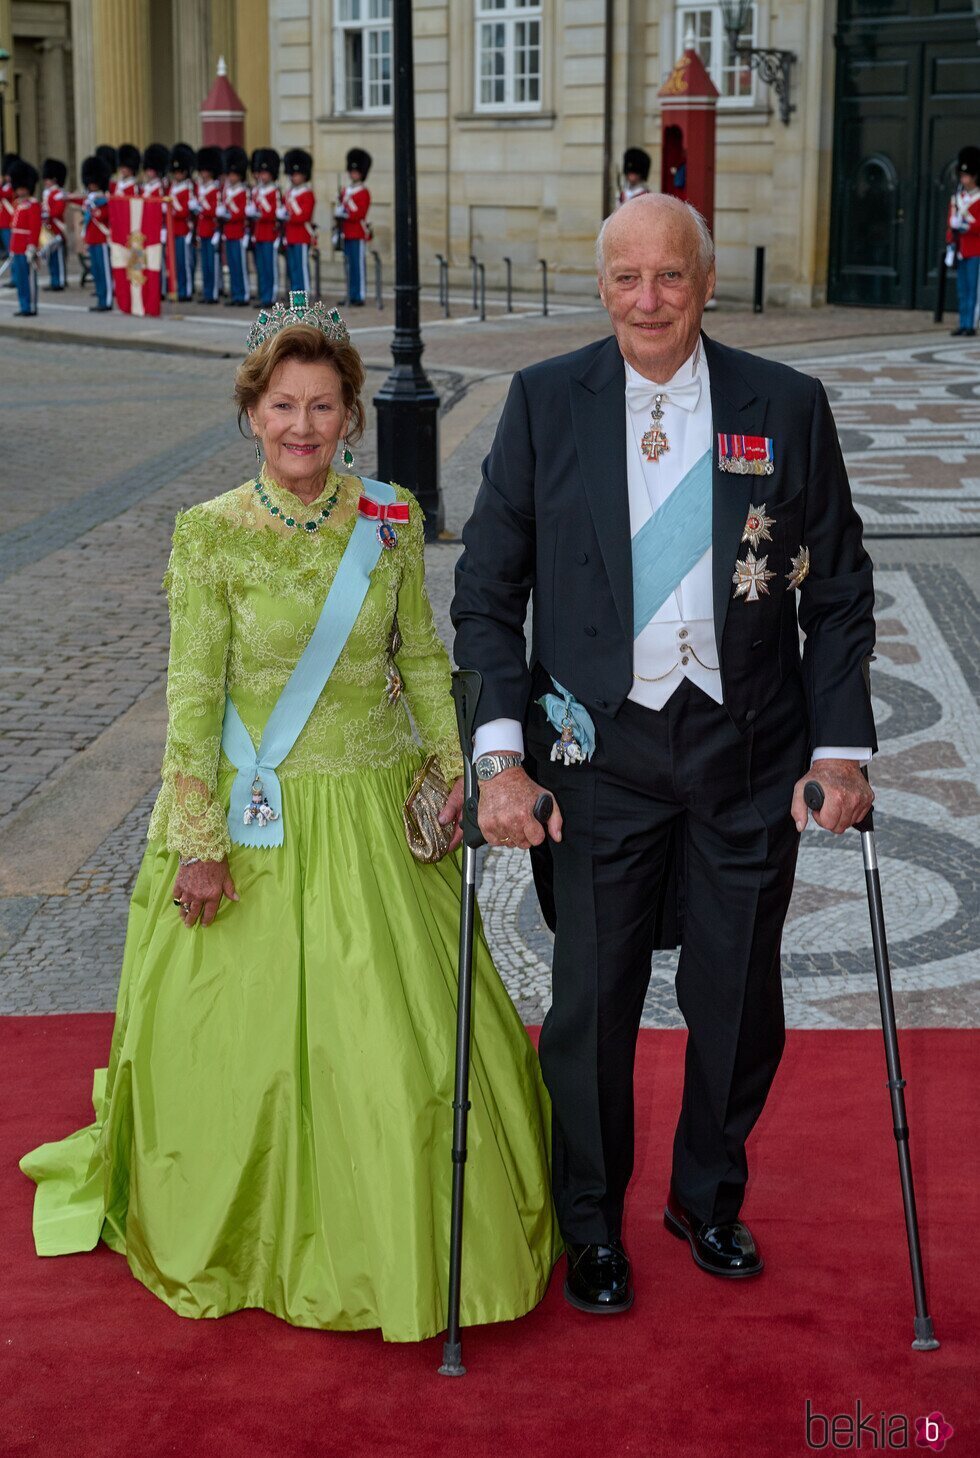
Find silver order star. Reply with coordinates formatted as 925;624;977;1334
742;503;775;550
786;545;811;592
732;551;777;603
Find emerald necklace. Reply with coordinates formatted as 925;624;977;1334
253;476;340;533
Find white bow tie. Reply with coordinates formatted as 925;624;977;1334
626;374;703;414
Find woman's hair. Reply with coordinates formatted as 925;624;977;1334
234;325;366;445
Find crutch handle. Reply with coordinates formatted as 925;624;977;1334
533;793;554;825
804;771;875;833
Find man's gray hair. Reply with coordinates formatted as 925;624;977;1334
595;199;715;277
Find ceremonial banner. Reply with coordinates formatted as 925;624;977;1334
109;196;163;316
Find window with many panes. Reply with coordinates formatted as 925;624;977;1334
335;0;391;114
674;2;758;105
474;0;543;113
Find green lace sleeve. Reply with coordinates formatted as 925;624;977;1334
146;510;233;861
394;493;464;783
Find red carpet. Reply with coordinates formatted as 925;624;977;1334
2;1017;974;1458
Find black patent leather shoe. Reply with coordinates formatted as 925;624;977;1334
563;1240;634;1314
664;1189;763;1279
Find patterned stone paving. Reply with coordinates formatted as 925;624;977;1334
806;340;980;536
0;327;977;1030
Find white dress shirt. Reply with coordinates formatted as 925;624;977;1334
473;343;871;765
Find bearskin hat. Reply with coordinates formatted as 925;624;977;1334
223;145;249;179
623;147;651;181
9;159;39;194
42;158;68;187
251;147;281;177
117;143;141;172
196;145;224;177
958;145;980;178
2;152;21;177
346;147;372;179
142;143;170;175
81;155;111;192
284;148;312;180
169;143;196;176
95;143;118;174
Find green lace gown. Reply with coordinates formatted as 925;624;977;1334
20;468;561;1341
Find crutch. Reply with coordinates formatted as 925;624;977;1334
439;670;552;1377
804;776;940;1351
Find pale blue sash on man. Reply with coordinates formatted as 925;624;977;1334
631;448;713;637
221;477;397;848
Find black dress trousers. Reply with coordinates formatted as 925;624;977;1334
526;672;809;1244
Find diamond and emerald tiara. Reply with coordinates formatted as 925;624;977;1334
244;290;351;354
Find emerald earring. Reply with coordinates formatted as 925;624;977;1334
342;440;355;470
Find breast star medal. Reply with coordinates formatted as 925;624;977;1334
786;545;811;591
641;394;670;462
732;551;776;603
742;504;775;550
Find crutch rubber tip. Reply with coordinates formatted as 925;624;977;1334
438;1341;466;1377
912;1316;940;1351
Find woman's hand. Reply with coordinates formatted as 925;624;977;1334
437;777;465;856
172;858;239;928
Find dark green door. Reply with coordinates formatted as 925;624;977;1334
830;41;920;307
829;2;980;310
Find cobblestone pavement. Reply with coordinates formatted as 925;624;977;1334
1;311;977;1030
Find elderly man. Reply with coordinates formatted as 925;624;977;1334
451;194;876;1314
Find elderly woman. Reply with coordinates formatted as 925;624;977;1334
21;293;560;1341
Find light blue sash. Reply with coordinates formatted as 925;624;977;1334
222;477;396;848
631;449;713;638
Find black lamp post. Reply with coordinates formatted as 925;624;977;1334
719;0;797;126
374;0;442;538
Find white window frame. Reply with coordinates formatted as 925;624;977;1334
673;2;761;109
333;0;392;116
473;0;544;115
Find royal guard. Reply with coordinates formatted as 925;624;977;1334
219;146;250;306
115;144;141;198
41;159;68;291
1;153;19;267
96;145;118;193
335;147;371;307
618;147;651;207
141;144;169;202
281;148;315;295
195;146;223;304
168;143;197;302
142;144;171;292
948;145;980;338
249;148;281;306
8;160;41;317
80;154;113;311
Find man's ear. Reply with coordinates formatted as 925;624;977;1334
704;262;717;304
597;272;606;305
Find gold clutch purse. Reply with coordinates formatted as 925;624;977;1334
403;755;455;863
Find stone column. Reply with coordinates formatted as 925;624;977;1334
172;0;209;143
92;0;151;144
234;0;270;152
40;40;71;164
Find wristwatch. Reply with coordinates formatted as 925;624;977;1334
474;752;524;782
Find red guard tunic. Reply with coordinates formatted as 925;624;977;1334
947;188;980;260
111;175;141;199
337;182;370;241
251;183;281;244
142;176;167;202
196;179;221;242
168;179;194;238
221;182;249;241
82;190;111;247
9;196;41;254
1;180;16;234
284;184;315;246
42;185;68;244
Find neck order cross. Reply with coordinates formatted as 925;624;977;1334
641;394;670;462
